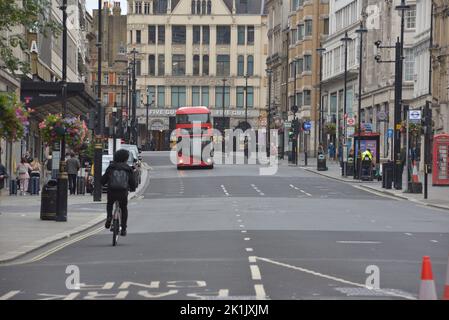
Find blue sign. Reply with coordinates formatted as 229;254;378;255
303;121;312;131
387;128;393;138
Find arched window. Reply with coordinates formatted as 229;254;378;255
207;0;211;14
191;0;195;14
237;55;244;76
247;55;254;76
202;0;206;14
196;0;200;14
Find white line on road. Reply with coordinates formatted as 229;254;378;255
241;230;247;233
250;265;262;280
244;237;251;241
256;257;416;300
404;233;413;236
430;240;438;243
254;284;267;300
246;248;254;252
336;241;382;244
248;256;257;263
0;291;21;300
239;225;245;228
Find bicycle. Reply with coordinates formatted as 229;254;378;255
110;200;122;246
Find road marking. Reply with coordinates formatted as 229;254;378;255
241;230;247;233
404;233;413;236
336;241;382;244
239;225;245;228
256;257;416;300
236;214;240;217
430;240;438;243
250;265;262;280
254;284;267;300
246;248;254;252
248;256;257;263
250;184;264;196
290;184;311;196
220;185;230;196
237;219;242;223
244;237;251;241
0;290;21;300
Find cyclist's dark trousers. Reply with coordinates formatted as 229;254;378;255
107;190;128;228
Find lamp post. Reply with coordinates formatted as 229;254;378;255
126;66;132;143
355;22;368;180
266;68;273;157
340;32;352;177
93;0;103;202
292;57;299;166
316;47;326;146
130;48;138;146
55;0;68;221
244;73;250;126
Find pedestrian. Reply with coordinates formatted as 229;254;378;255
66;152;80;195
24;151;33;163
328;142;335;161
16;157;32;196
0;159;8;194
30;158;42;194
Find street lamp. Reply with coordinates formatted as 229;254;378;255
130;48;138;146
244;73;250;126
266;68;273;157
221;78;227;152
316;47;326;148
292;57;299;166
55;0;68;221
340;31;352;177
355;22;368;179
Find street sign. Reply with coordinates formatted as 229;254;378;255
284;121;291;128
363;123;373;132
377;111;388;122
347;117;355;126
409;110;421;121
347;126;355;137
387;128;394;138
303;121;312;131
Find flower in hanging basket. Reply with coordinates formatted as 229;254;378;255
0;93;32;141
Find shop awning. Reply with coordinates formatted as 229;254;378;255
20;80;97;122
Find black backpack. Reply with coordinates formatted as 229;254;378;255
108;169;129;191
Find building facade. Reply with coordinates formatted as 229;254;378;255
127;0;268;150
288;0;329;157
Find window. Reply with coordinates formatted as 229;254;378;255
216;55;230;76
305;20;312;36
193;55;200;75
216;26;231;44
147;86;155;104
237;87;244;108
144;2;150;14
247;26;254;44
103;93;108;105
135;1;142;14
303;90;311;106
207;0;211;14
202;0;206;14
136;60;141;76
172;26;186;44
215;86;230;108
298;24;304;41
136;90;141;108
172;54;186;75
296;92;302;107
202;26;209;44
148;55;155;75
192;86;201;105
247;87;253;108
103;73;109;85
157;86;165;107
404;48;414;81
201;86;209;106
304;55;312;71
323;18;329;35
247;55;254;76
291;29;297;43
238;26;245;45
405;7;416;29
158;54;165;76
297;58;303;74
158;25;165;44
155;0;167;14
129;31;133;44
237;55;244;76
148;26;156;44
171;86;186;108
136;30;141;44
191;0;196;14
202;55;209;75
193;26;201;44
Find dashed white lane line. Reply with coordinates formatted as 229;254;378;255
250;184;264;196
241;230;247;233
430;240;439;243
336;241;382;244
256;257;416;300
0;290;21;300
237;219;243;223
289;184;312;197
244;237;251;241
404;233;413;236
220;185;230;196
248;256;257;263
246;248;254;252
239;225;245;228
250;265;262;280
254;284;267;300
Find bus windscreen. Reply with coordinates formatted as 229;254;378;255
176;113;210;124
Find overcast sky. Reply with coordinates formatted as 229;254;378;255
85;0;127;14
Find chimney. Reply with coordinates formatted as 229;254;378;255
113;1;121;15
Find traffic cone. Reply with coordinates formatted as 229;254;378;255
443;255;449;300
412;160;420;183
419;256;437;300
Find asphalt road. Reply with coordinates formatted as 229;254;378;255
1;151;448;300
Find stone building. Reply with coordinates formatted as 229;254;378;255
126;0;268;150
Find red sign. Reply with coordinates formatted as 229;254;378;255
432;134;449;186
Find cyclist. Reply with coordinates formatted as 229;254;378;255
101;149;137;236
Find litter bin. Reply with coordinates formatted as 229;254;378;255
382;162;394;189
317;154;327;171
40;179;57;220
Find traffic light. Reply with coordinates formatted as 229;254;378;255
292;119;300;136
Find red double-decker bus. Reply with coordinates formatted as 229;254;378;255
175;106;214;169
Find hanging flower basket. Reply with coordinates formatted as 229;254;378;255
324;123;336;135
39;114;88;151
0;93;32;141
400;121;422;136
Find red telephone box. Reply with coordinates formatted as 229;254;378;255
432;134;449;186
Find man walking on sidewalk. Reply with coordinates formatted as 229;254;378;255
67;152;80;195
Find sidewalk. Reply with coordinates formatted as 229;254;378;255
0;163;150;263
298;156;449;211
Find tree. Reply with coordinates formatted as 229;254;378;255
0;0;61;75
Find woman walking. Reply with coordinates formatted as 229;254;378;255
30;158;42;195
16;157;32;196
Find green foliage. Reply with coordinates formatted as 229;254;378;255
0;0;61;75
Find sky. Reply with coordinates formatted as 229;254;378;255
85;0;127;15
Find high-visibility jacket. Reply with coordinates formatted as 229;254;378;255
361;150;373;161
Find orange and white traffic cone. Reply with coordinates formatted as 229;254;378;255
443;255;449;300
412;160;420;183
419;256;437;300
